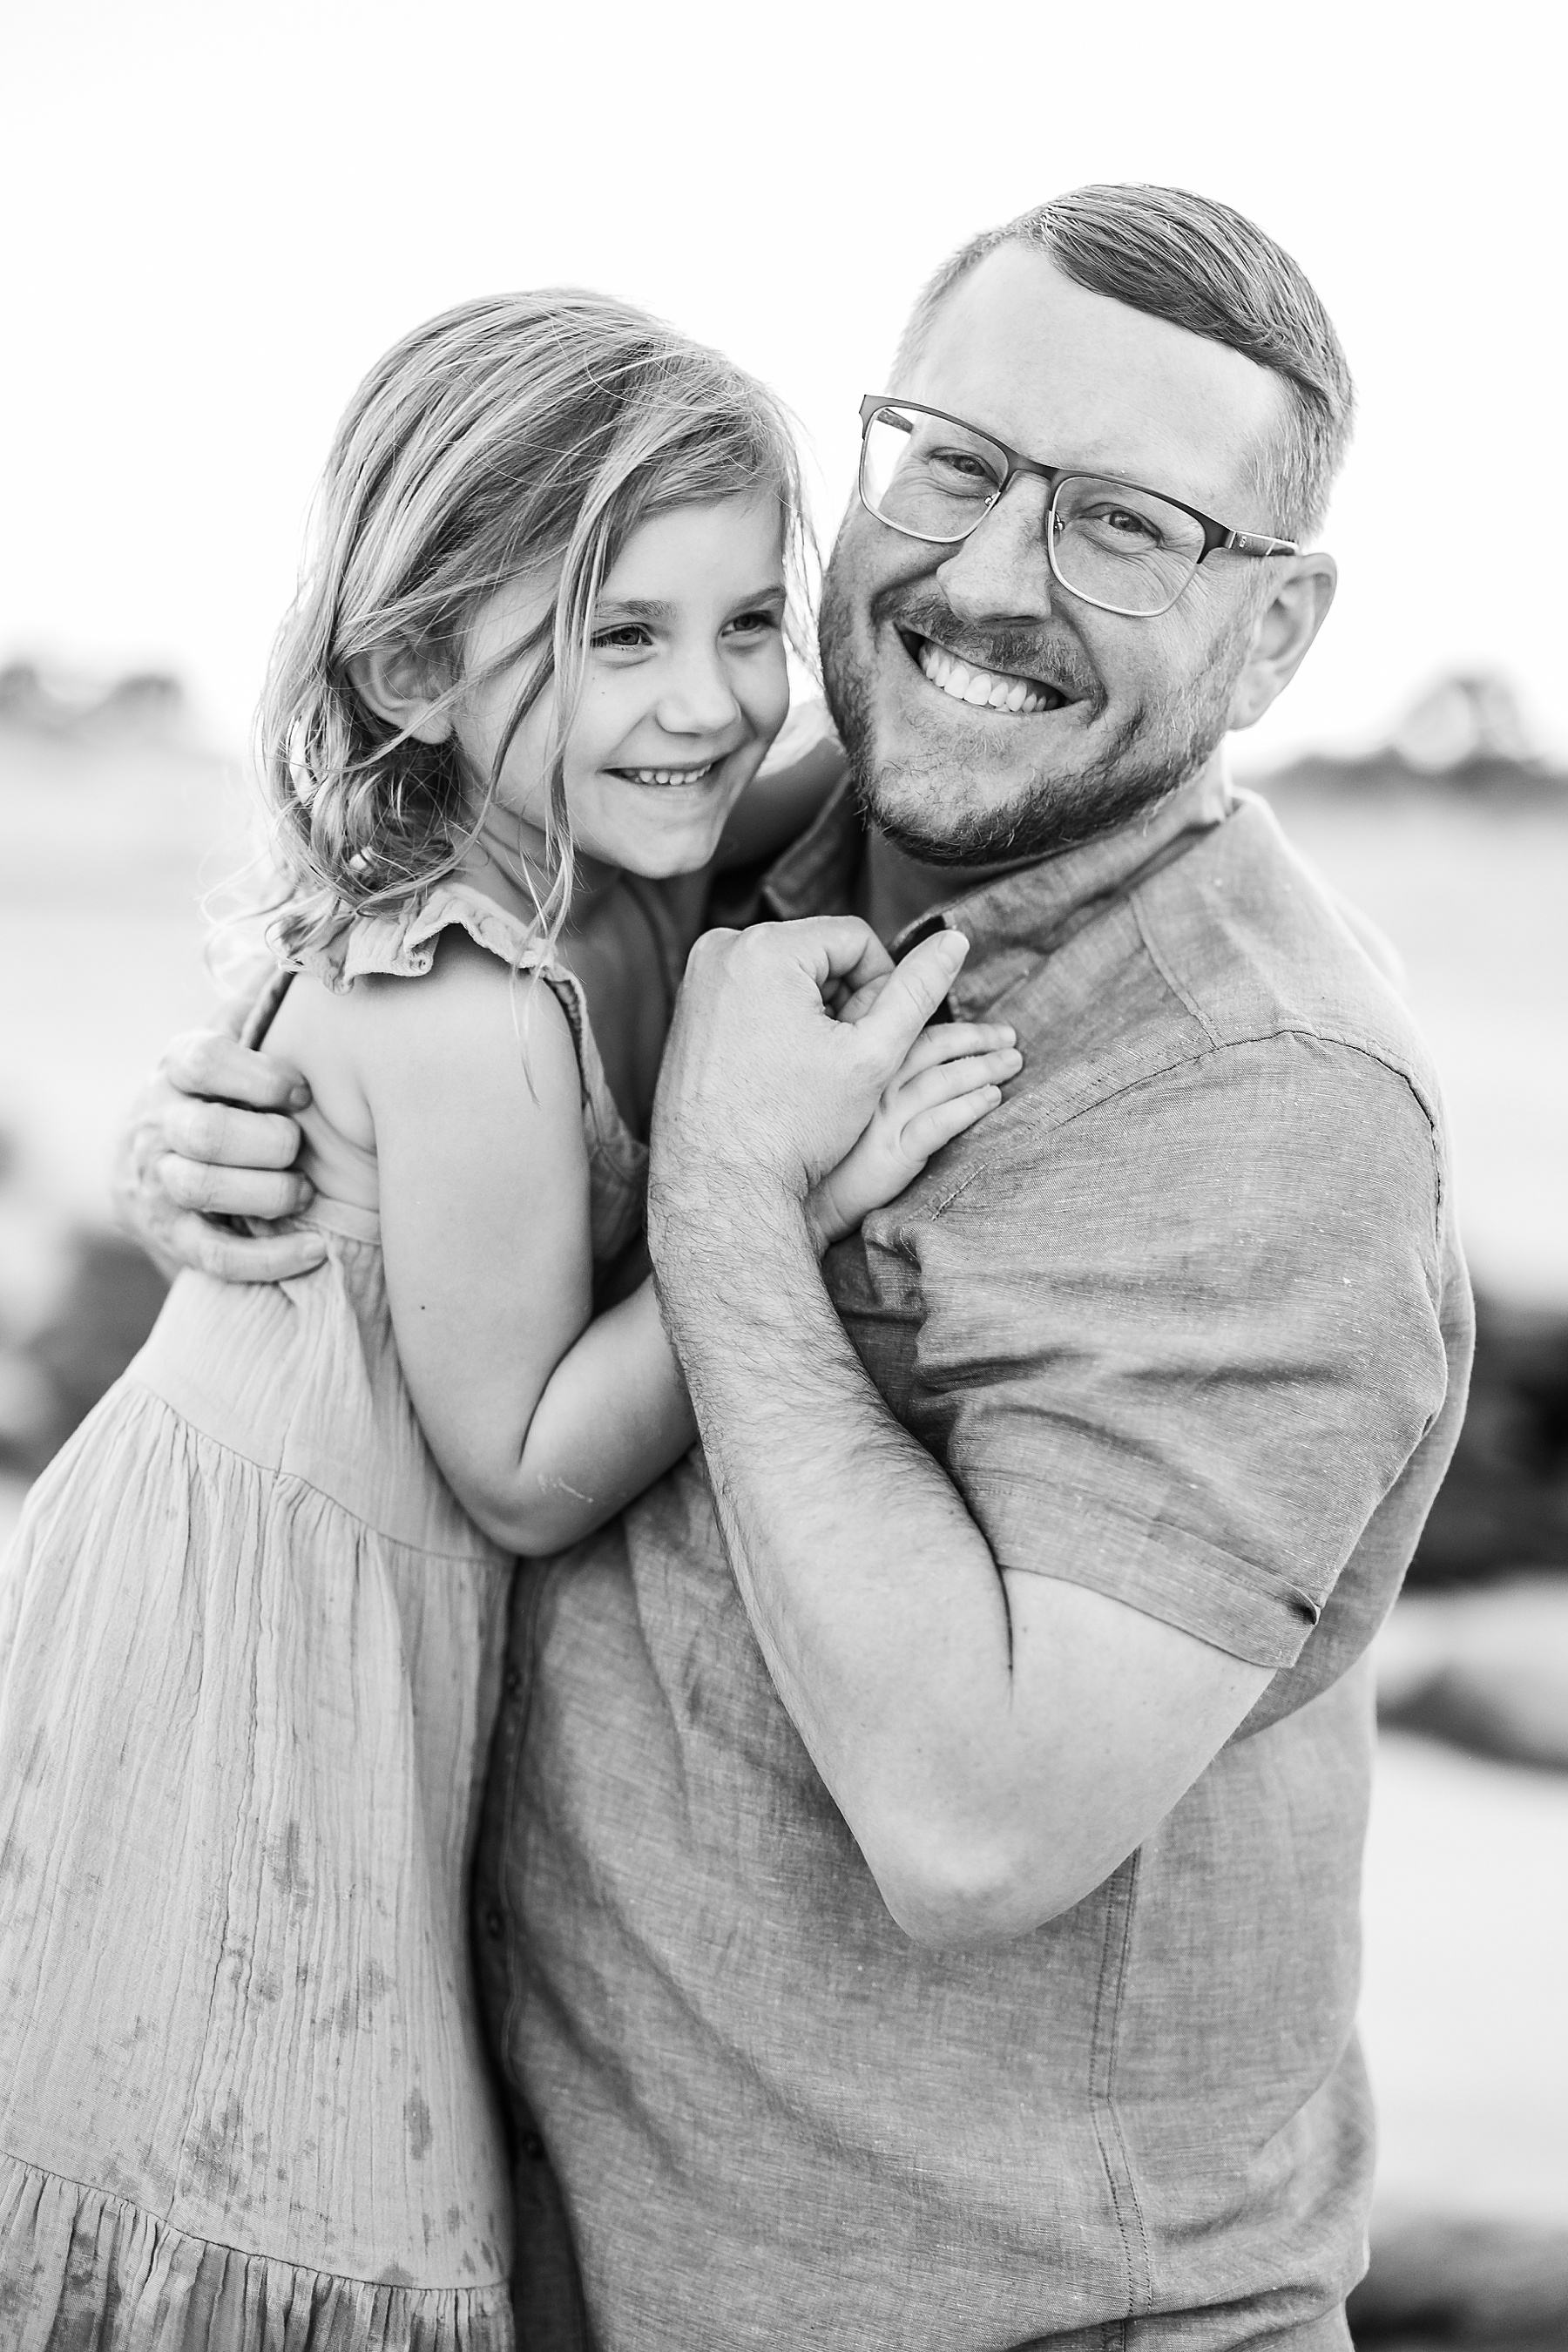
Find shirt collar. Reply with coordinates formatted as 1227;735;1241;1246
759;757;1236;1017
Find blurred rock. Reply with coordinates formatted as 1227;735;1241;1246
1350;2213;1568;2346
1412;1296;1568;1587
1392;672;1539;775
0;659;187;745
1267;670;1566;803
0;1230;166;1477
0;1125;73;1341
1375;1576;1568;1771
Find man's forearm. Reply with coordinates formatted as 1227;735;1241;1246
652;1174;1021;1939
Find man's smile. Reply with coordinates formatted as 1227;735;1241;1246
899;629;1073;717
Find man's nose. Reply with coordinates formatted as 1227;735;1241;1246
655;646;743;739
934;476;1058;626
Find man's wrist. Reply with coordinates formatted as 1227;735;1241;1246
648;1155;821;1321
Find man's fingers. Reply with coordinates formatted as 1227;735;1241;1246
174;1212;328;1285
775;916;896;1001
160;1096;304;1172
853;930;970;1071
834;973;891;1026
158;1153;315;1221
162;1028;311;1114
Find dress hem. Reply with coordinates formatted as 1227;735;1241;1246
0;2145;514;2350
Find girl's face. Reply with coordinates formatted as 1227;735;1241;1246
456;494;791;887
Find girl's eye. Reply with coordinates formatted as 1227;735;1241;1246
726;607;783;639
591;624;652;652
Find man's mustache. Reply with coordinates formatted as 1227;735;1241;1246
874;586;1106;716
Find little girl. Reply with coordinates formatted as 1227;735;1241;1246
0;293;1019;2346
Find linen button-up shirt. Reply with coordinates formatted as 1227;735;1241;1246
475;764;1473;2352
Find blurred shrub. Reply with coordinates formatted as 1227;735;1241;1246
1350;2212;1568;2345
1412;1295;1568;1585
0;1232;166;1478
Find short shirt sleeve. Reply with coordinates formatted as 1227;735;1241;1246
897;1034;1450;1669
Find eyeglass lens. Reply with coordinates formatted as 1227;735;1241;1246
860;402;1207;618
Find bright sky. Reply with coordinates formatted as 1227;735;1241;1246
4;0;1561;770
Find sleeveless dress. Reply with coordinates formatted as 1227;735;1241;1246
0;882;652;2349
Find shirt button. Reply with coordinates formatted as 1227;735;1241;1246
485;1908;505;1939
520;2132;544;2160
503;1664;523;1698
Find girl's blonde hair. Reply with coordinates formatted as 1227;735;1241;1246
259;289;810;964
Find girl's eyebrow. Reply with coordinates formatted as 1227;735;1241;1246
595;584;787;623
596;598;675;622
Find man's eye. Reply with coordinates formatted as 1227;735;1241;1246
929;448;1000;489
1090;504;1163;545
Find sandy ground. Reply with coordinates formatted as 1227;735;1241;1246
0;729;256;1220
1257;778;1568;1310
1362;1727;1568;2224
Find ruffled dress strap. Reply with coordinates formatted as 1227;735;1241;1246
289;882;648;1263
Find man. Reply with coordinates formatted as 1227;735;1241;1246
123;186;1471;2347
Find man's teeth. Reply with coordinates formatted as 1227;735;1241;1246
916;639;1058;714
626;762;715;785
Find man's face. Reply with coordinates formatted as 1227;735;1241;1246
820;244;1293;864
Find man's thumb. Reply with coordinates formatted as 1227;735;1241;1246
854;929;970;1068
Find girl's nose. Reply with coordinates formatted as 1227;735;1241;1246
655;652;743;738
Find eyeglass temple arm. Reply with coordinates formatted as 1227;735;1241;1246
1227;530;1299;558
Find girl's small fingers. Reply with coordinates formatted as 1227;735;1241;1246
893;1020;1017;1080
901;1086;1003;1161
891;1047;1022;1115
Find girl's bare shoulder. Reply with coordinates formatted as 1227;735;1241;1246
263;924;585;1170
266;928;579;1140
351;927;583;1125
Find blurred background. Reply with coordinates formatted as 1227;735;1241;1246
3;3;1565;2340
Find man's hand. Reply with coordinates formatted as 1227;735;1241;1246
650;916;972;1230
114;1029;327;1283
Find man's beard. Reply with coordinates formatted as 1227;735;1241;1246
820;575;1247;869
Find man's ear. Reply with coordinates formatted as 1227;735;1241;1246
345;639;456;744
1226;551;1337;733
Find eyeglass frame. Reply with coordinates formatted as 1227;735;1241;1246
856;395;1299;618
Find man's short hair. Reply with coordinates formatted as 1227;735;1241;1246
896;184;1355;541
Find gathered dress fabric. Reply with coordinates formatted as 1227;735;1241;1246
0;885;651;2350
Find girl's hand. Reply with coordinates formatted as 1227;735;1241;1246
806;1020;1022;1252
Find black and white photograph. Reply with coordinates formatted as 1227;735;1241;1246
0;5;1563;2346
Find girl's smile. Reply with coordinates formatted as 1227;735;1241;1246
612;762;718;785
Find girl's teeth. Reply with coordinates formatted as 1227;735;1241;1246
916;637;1053;717
630;763;713;785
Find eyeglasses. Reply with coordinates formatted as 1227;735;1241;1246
857;395;1298;619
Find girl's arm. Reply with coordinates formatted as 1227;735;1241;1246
357;931;692;1556
355;929;1017;1557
